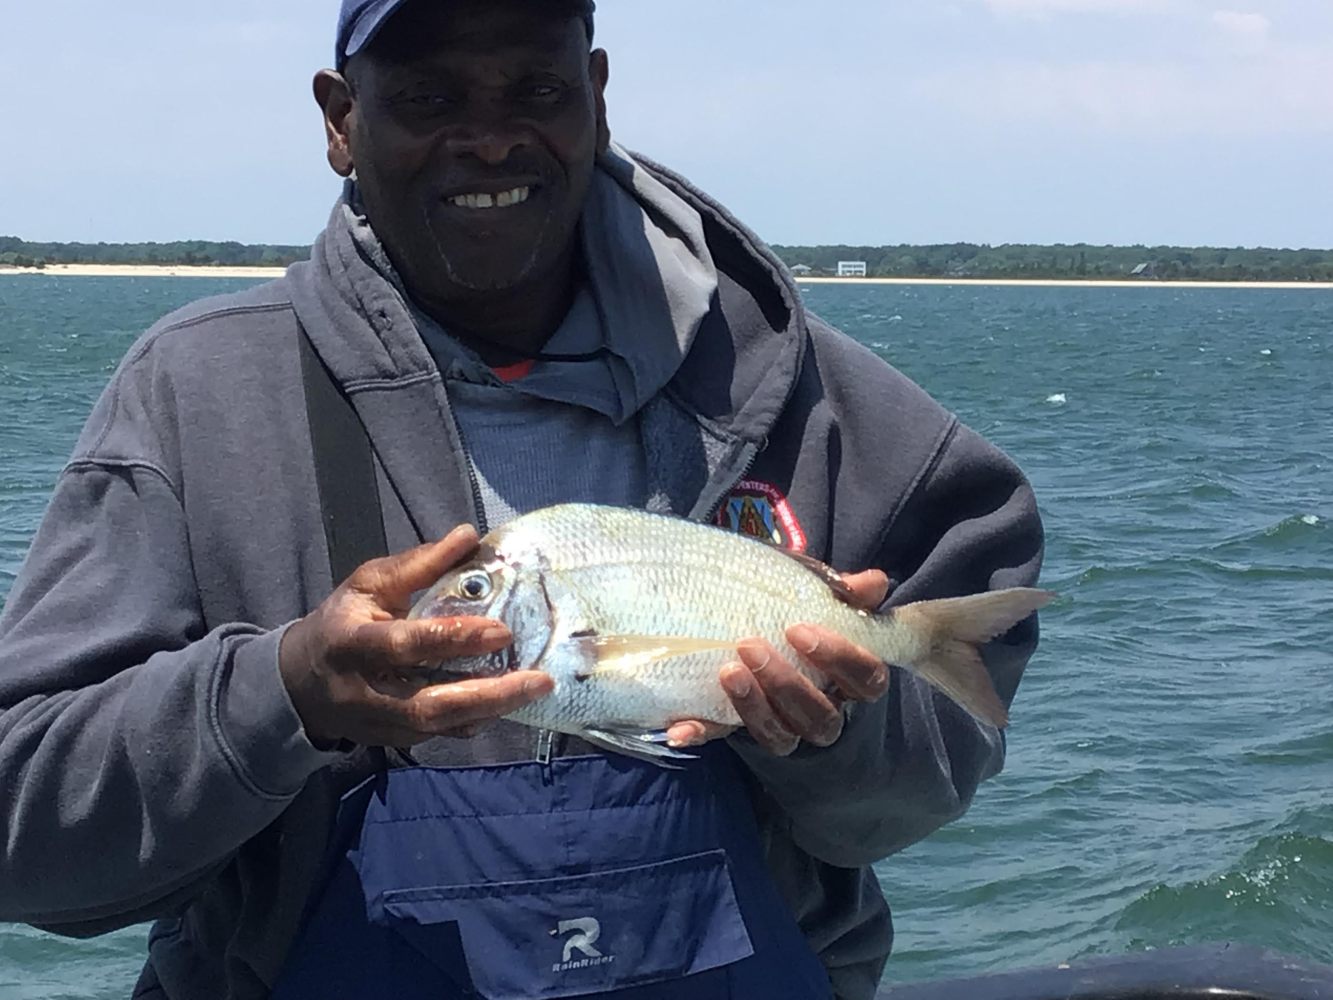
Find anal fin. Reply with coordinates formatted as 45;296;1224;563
582;728;698;769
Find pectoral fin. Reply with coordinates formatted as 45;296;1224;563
573;635;735;681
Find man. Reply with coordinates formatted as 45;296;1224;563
0;1;1044;998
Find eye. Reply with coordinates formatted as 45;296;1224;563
458;571;493;602
515;80;566;105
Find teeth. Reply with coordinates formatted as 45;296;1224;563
449;187;531;210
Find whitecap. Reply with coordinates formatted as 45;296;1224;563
1260;349;1273;356
1301;514;1319;526
1046;393;1067;405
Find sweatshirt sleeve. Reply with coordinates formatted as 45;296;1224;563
730;420;1045;868
0;457;339;928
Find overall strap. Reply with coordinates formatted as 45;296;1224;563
297;322;389;583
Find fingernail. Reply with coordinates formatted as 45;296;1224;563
815;721;844;747
668;723;706;749
867;669;890;696
481;626;511;643
789;625;820;656
722;665;752;698
737;643;771;673
766;722;799;756
523;676;551;697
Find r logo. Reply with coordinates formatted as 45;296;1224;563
556;917;604;963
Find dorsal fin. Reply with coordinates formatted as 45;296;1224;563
777;548;860;603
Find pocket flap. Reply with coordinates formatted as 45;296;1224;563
381;849;753;999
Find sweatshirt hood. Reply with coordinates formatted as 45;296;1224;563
286;148;805;447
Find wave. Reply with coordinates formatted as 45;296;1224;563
1113;833;1333;961
1057;556;1333;590
1210;513;1326;551
1243;730;1333;767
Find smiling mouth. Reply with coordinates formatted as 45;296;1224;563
447;186;534;210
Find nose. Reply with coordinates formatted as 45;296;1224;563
444;124;531;167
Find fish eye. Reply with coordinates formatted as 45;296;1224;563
458;571;493;602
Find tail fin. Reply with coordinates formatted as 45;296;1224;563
895;588;1054;728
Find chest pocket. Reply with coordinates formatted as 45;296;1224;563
381;849;752;998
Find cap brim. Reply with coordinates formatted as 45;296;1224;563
337;0;596;68
339;0;410;68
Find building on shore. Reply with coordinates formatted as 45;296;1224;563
837;261;868;277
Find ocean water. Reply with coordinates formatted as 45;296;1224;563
0;275;1329;996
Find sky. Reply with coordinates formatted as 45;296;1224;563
2;0;1330;249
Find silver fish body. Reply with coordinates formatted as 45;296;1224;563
410;504;1051;764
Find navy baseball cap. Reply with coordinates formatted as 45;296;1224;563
336;0;596;69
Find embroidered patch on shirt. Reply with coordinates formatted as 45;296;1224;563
715;480;807;553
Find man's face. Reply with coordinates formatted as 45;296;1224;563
318;0;609;302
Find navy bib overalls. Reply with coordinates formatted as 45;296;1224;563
271;748;831;999
286;323;827;997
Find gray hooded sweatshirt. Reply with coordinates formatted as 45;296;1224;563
0;152;1044;1000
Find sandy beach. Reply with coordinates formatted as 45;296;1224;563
0;264;289;279
2;265;1331;289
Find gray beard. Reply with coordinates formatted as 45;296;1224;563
431;213;556;293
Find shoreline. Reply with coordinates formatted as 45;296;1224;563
794;276;1333;290
1;265;1331;290
0;264;290;279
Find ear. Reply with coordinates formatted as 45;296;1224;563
313;69;356;177
589;49;611;154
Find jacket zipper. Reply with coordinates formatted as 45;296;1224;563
440;390;489;536
699;440;762;524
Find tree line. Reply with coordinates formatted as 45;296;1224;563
0;237;308;270
3;236;1331;282
771;243;1333;282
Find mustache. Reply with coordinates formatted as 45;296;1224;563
435;160;560;195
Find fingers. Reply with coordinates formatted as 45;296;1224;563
342;671;555;747
349;525;481;609
840;569;891;610
736;641;845;749
348;615;511;669
664;719;736;749
721;660;801;756
721;625;894;757
405;671;554;731
786;625;890;701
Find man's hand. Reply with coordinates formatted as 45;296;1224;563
665;569;892;755
279;525;552;749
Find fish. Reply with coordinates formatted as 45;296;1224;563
408;503;1053;766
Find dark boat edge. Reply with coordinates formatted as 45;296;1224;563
876;943;1333;999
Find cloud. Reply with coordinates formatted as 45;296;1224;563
1211;10;1270;35
1211;9;1271;49
916;45;1333;135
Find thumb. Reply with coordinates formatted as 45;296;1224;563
349;525;481;609
841;569;890;610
